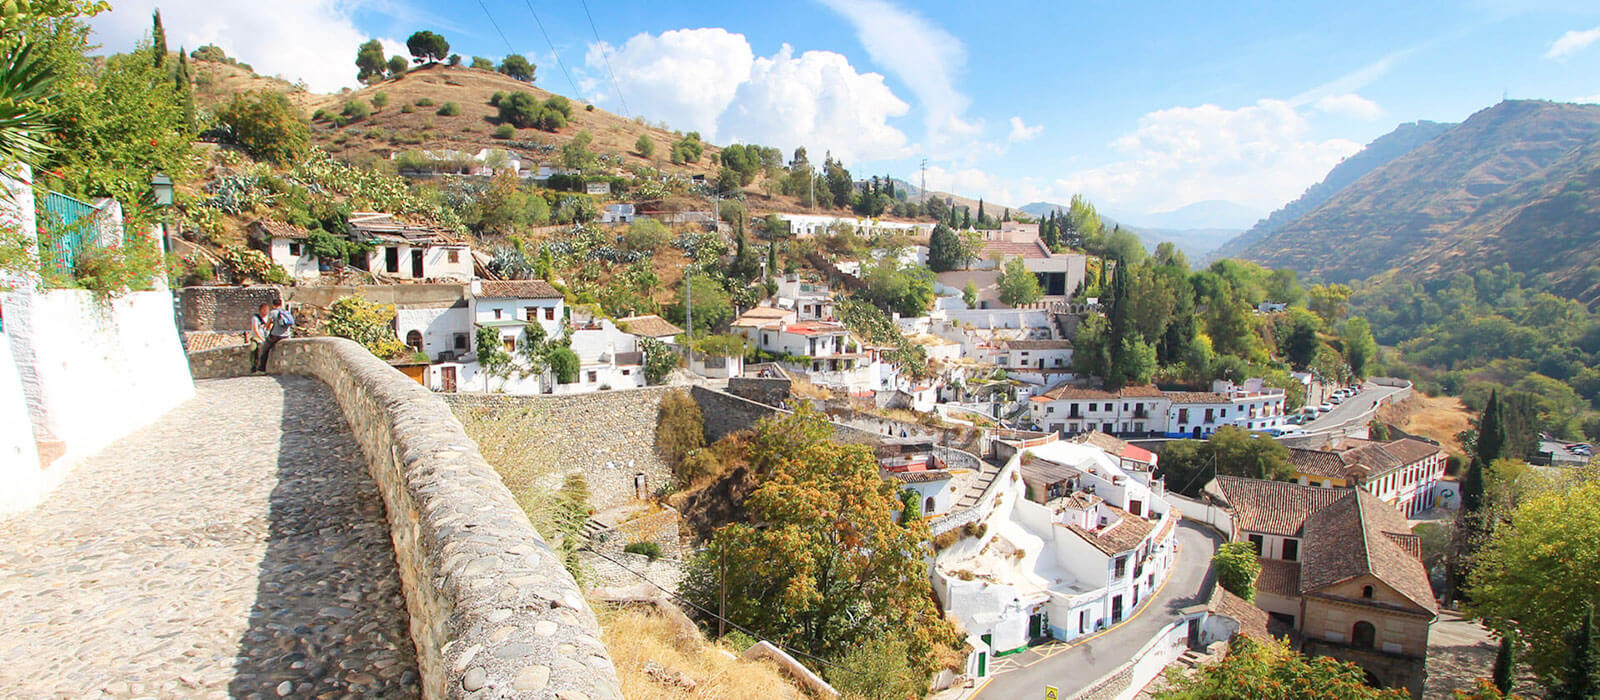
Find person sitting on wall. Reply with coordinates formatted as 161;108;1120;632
255;300;295;373
249;303;270;369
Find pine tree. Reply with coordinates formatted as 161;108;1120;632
1493;631;1517;694
151;9;167;68
928;223;961;272
1556;604;1596;700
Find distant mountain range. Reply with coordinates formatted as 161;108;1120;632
1018;201;1246;258
1124;200;1266;231
1220;100;1600;305
1209;120;1455;261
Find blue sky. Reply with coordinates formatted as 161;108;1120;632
90;0;1600;226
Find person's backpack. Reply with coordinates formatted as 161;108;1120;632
270;308;295;336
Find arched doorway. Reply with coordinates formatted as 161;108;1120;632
1352;621;1376;649
1362;669;1384;688
405;330;423;353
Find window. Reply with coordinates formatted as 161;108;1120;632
1114;556;1128;578
545;307;555;321
405;330;423;353
1282;538;1299;562
447;249;460;263
621;369;631;376
1178;408;1189;423
1351;621;1376;649
453;333;468;350
287;242;303;256
1079;610;1088;633
502;337;515;351
1361;585;1374;599
1248;534;1264;555
493;308;503;320
586;370;598;383
925;497;935;513
525;307;537;320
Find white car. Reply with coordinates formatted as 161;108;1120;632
1319;402;1335;412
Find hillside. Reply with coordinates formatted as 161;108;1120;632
1019;201;1233;257
299;64;722;175
1231;100;1600;301
1212;120;1454;260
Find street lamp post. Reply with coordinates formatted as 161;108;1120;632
150;172;174;253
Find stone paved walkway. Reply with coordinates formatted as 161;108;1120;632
0;376;419;699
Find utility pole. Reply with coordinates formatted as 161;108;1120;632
718;549;727;638
685;262;693;368
808;166;814;209
920;157;927;205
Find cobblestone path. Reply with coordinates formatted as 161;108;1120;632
0;376;419;699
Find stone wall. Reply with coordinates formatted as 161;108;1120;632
726;375;790;407
689;384;878;445
266;337;622;700
188;345;255;380
179;285;281;332
443;387;678;511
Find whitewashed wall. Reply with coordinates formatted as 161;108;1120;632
0;332;40;483
1;289;194;513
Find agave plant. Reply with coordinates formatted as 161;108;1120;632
0;42;57;171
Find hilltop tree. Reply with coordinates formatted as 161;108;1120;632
191;44;227;62
470;55;493;70
499;54;535;82
215;90;311;166
386;55;408;77
355;39;386;84
927;222;961;272
406;30;450;64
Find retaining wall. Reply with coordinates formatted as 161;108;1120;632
265;337;622;699
690;384;878;444
189;344;255;379
178;285;282;332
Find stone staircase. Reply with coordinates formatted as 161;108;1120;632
954;459;1006;510
1175;649;1206;669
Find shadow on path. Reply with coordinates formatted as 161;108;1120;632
229;376;419;698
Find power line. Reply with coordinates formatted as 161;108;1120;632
577;0;630;117
476;0;518;55
583;546;867;677
520;0;582;98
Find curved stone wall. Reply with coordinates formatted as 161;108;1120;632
261;338;621;699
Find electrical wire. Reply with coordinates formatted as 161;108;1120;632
521;0;582;98
582;546;867;677
576;0;630;117
476;0;519;55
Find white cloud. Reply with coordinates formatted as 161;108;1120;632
1053;99;1362;214
1546;26;1600;61
1313;93;1383;120
1575;94;1600;103
86;0;380;93
1007;116;1043;143
585;28;754;141
589;29;911;163
815;0;979;148
716;45;910;162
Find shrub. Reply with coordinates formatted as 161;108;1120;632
655;390;705;470
962;521;987;539
493;124;515;139
370;90;389;109
340;100;371;121
548;346;580;383
622;219;670;252
623;541;663;561
400;103;414;114
414;97;435;107
489;91;505;106
436;101;460;116
323;296;407;359
1213;541;1262;602
311;108;328;121
497;91;540;128
931;530;959;551
585;103;594;112
215;90;311;166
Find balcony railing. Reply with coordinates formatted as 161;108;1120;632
37;191;111;275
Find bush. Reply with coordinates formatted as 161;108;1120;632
324;296;408;359
656;390;705;470
312;108;329;121
827;635;925;700
623;541;663;560
436;101;460;116
489;91;505;106
1213;541;1262;601
548;346;580;383
414;97;435;107
215;90;311;166
493;124;515;139
585;103;594;112
400;103;414;114
370;91;389;109
931;530;959;550
340;100;370;121
622;219;670;252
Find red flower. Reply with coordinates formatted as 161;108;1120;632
149;139;158;146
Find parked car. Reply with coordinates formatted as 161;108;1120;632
1319;402;1335;412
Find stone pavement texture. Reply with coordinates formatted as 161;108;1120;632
0;376;418;699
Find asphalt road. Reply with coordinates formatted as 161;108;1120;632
1301;381;1406;434
975;520;1221;699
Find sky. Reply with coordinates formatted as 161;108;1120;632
88;0;1600;227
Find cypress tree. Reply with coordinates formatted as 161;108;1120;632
962;207;972;230
1493;630;1516;694
1557;604;1597;700
1476;390;1507;466
1003;208;1010;222
977;198;986;226
766;243;776;280
152;10;167;68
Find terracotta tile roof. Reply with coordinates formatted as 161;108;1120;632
1381;438;1444;466
1209;476;1346;537
1289;447;1360;479
887;469;954;484
1060;492;1102;510
1300;488;1436;613
1293;438;1437;479
1165;391;1231;404
1066;506;1155;556
783;321;848;336
249;220;310;241
1000;339;1073;350
1385;532;1422;559
1032;383;1165;402
1257;558;1302;598
1071;431;1156;465
617;314;683;338
184;331;246;351
476;280;563;299
1208;587;1271;641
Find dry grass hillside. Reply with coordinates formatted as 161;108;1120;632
600;607;808;700
298;64;722;174
1378;392;1473;455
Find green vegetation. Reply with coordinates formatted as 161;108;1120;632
681;408;960;684
385;55;407;78
634;133;654;158
547;345;579;384
623;541;663;560
405;30;449;64
996;255;1042;307
496;90;568;131
1155;636;1407;699
355;39;385;84
1160;426;1294;495
655;390;705;475
324;296;406;359
435;101;460;116
670;132;704;164
498;54;535;82
836;297;929;379
927;222;961;273
1212;542;1262;602
857;257;935;317
638;336;678;384
214;90;310;166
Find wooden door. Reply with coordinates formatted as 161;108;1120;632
441;366;457;392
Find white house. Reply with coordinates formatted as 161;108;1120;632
395;291;474;362
249;221;320;281
564;315;647;393
933;439;1178;656
350;212;473;282
995;339;1073;371
891;469;957;518
1028;385;1171;437
776;213;934;239
1164;379;1287;438
442;280;567;394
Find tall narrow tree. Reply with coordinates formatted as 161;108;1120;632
1557;604;1597;700
151;10;167;68
1493;630;1517;695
